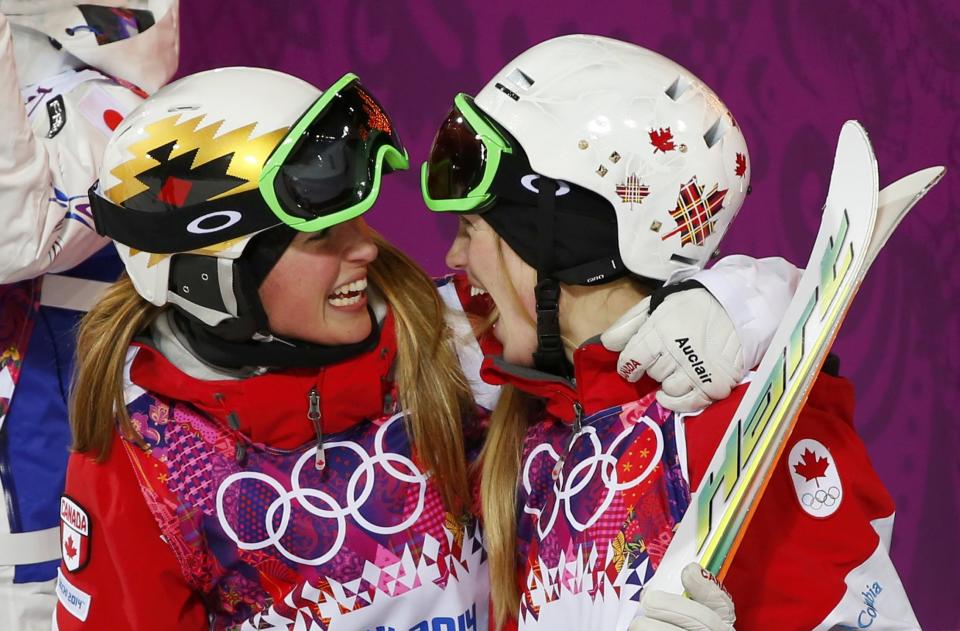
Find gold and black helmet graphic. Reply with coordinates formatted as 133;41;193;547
91;113;288;254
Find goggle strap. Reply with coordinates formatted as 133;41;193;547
533;176;568;376
537;177;557;275
89;182;278;254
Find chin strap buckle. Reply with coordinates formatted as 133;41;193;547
533;278;566;375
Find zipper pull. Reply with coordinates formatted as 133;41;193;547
307;387;325;471
552;401;584;481
572;401;583;434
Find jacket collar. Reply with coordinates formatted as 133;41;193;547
480;337;657;424
130;311;398;450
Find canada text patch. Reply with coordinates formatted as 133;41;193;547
60;496;90;572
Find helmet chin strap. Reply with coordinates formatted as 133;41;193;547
532;176;568;377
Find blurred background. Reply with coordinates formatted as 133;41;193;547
177;1;959;627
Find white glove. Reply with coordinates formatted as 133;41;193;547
601;288;744;413
629;563;736;631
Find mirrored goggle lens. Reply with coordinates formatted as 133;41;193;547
275;81;403;220
425;105;487;200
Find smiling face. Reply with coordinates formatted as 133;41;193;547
258;218;378;345
445;215;539;366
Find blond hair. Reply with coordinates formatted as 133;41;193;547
480;384;533;627
480;237;539;628
71;231;475;517
480;235;650;628
71;275;162;455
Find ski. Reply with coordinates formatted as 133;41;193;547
640;121;945;602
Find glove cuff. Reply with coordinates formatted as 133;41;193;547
648;279;705;315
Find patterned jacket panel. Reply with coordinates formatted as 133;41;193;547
120;389;488;630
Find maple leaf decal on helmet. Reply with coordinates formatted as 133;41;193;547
661;176;727;246
649;127;676;153
615;174;650;207
735;152;747;177
793;448;830;487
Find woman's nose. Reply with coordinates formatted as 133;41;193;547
445;234;468;270
342;219;378;264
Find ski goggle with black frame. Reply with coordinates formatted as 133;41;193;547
91;73;409;253
421;93;515;213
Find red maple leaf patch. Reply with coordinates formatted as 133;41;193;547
649;127;676;153
793;448;830;487
64;535;78;560
735;153;747;177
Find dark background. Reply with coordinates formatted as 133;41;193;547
177;2;959;627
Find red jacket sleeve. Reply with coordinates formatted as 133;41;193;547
55;433;208;630
685;373;915;630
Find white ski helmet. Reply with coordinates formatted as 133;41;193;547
423;34;749;283
91;66;408;340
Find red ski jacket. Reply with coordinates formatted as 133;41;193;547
55;309;489;630
482;341;918;630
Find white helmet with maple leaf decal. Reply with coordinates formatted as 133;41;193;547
91;66;408;343
423;34;750;374
423;34;749;283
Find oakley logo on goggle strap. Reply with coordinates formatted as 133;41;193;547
521;175;571;196
187;210;243;234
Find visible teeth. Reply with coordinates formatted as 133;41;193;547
328;277;367;307
329;294;363;307
331;277;368;297
470;286;487;297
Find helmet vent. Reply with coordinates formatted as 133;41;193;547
506;68;535;90
669;253;698;266
494;83;521;101
703;116;729;148
665;76;692;101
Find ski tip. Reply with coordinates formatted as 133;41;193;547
839;120;870;143
837;120;876;159
897;166;945;197
876;166;946;220
924;166;947;188
830;121;879;210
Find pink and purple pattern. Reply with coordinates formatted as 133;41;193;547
122;392;486;630
516;396;688;622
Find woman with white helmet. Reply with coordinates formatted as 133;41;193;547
57;66;489;630
422;34;918;631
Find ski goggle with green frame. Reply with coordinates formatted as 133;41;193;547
91;73;408;253
421;93;513;213
260;72;409;232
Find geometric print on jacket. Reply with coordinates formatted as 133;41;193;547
516;391;688;626
120;390;486;630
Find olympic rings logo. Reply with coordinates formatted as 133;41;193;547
215;413;427;566
522;416;664;538
801;486;841;511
